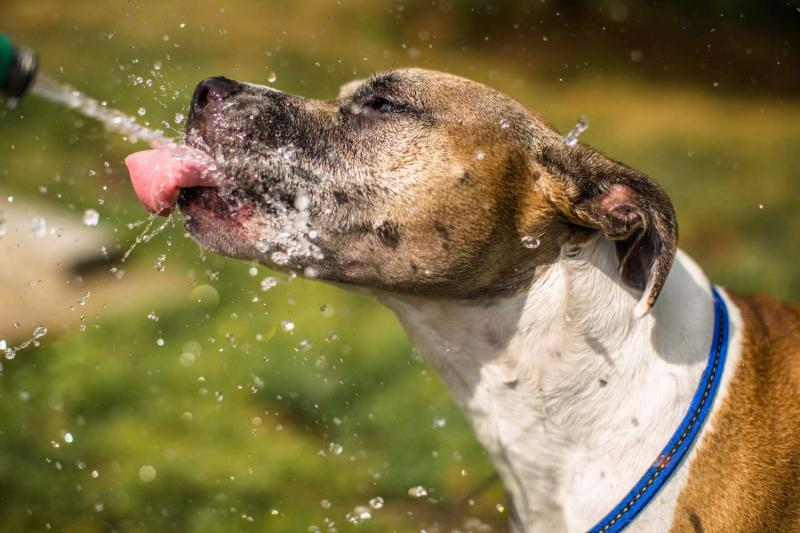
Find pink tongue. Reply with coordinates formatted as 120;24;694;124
124;149;218;215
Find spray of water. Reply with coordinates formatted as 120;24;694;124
29;73;176;148
28;73;206;258
7;71;322;359
564;116;589;147
2;325;47;360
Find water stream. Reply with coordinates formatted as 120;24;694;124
29;72;175;148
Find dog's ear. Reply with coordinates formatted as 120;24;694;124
541;143;678;316
337;79;366;100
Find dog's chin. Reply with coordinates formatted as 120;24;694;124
178;187;265;262
177;187;317;275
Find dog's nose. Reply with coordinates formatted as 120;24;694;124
191;76;243;113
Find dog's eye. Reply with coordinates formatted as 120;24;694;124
360;96;403;115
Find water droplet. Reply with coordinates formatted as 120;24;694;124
280;321;295;333
260;277;278;292
267;71;277;83
137;107;146;116
179;352;196;367
346;506;372;524
33;325;47;339
82;209;99;226
191;285;219;308
173;113;185;124
146;312;159;321
433;417;447;428
368;496;384;509
320;499;332;509
564;313;573;323
297;339;312;352
138;465;157;482
270;251;289;265
153;254;167;271
474;147;485;160
182;341;202;355
156;338;165;347
408;485;428;498
758;202;765;209
91;469;100;479
496;503;506;513
294;191;310;211
248;266;258;276
521;236;541;249
31;217;47;238
320;304;335;318
63;432;74;444
329;442;343;455
499;119;510;129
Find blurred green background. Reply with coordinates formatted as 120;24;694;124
0;1;798;531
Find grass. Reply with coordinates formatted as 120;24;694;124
0;1;798;531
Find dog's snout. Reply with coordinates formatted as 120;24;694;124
191;76;244;113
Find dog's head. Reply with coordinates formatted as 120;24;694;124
174;68;676;313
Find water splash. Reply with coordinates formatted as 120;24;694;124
120;212;174;263
30;72;323;272
564;116;589;147
3;325;47;360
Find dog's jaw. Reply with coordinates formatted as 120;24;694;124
381;238;741;532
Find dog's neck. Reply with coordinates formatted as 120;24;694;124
380;237;715;532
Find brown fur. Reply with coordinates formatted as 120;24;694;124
671;292;800;532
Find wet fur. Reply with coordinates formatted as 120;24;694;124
180;69;675;308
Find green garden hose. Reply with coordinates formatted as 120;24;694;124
0;34;38;98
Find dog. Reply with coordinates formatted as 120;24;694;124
125;69;800;532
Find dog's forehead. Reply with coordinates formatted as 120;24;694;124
356;69;515;111
393;69;555;133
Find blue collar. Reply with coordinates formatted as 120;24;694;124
588;285;730;533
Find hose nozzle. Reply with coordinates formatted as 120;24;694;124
0;34;38;98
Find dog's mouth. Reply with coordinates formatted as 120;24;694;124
124;146;228;215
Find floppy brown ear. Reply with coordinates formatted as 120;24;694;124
541;143;678;316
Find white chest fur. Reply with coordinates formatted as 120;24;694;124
381;239;742;532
